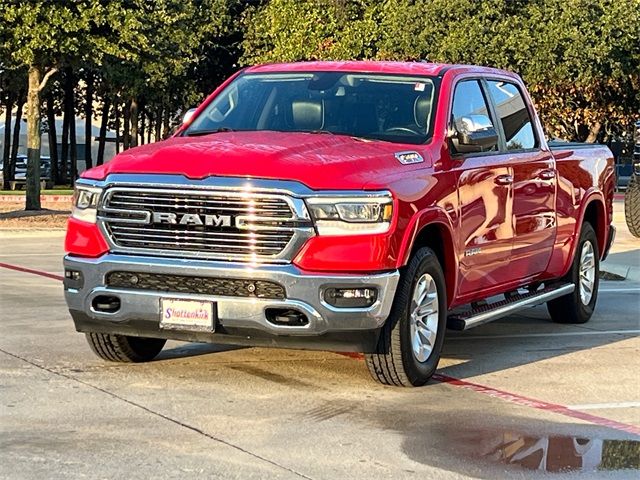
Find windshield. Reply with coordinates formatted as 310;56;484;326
186;72;436;144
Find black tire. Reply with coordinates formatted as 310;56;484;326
85;333;166;362
625;175;640;238
547;222;599;324
365;248;447;387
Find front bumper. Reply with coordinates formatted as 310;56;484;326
64;254;399;351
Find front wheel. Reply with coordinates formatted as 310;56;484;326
85;333;166;362
365;247;447;386
547;222;599;324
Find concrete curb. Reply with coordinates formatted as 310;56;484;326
0;195;72;203
601;263;640;282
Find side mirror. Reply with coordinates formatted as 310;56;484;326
452;115;499;153
182;108;197;125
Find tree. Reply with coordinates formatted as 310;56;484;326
242;0;640;143
0;1;107;208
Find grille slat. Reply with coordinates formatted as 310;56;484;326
110;225;292;239
109;230;290;246
101;188;300;260
108;201;290;215
108;234;286;252
109;193;287;206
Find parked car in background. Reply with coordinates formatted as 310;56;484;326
625;120;640;237
64;61;615;386
7;155;54;190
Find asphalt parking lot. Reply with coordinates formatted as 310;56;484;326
1;201;639;479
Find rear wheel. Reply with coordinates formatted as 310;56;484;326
625;175;640;238
547;223;599;324
365;248;447;386
85;333;166;362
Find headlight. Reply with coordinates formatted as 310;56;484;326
71;185;102;223
305;193;393;235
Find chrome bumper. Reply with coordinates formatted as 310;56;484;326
64;254;399;343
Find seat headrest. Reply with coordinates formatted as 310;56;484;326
292;100;324;131
414;95;432;129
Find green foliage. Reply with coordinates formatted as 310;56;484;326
241;0;383;63
1;0;637;150
242;0;640;141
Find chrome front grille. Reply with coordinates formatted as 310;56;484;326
98;187;314;263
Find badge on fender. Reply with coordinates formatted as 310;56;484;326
394;151;424;165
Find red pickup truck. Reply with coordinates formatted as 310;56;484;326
64;61;615;386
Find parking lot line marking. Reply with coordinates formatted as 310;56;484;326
600;288;640;292
567;402;640;410
447;329;640;340
0;261;64;281
432;374;640;436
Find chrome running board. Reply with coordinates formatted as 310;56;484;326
447;283;575;331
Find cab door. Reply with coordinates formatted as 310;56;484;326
450;79;515;298
485;80;557;279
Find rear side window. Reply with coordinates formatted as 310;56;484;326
451;80;496;153
486;81;537;150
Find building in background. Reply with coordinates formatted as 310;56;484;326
0;111;119;175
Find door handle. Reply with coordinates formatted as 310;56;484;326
538;169;556;180
494;174;513;186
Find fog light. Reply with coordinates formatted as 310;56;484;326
324;287;378;308
65;270;81;280
63;269;84;289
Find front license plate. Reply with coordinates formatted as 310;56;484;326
160;298;216;332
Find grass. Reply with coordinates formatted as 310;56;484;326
0;188;73;195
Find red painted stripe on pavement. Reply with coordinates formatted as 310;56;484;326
337;353;640;436
0;262;64;282
433;373;640;436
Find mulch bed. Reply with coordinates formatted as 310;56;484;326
0;203;69;229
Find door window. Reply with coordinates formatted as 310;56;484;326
451;80;496;153
486;81;537;150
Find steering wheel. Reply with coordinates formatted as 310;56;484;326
385;126;421;136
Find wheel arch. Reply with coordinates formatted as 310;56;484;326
579;193;607;259
399;209;458;307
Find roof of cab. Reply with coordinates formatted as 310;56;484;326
244;61;518;79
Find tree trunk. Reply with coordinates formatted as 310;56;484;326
123;99;131;150
46;91;59;185
2;93;13;190
147;111;152;144
97;96;110;166
585;121;602;143
9;92;25;188
162;106;170;139
61;96;69;185
130;97;138;148
64;68;77;183
115;98;121;153
69;100;77;183
25;66;43;210
84;72;93;169
139;104;145;145
155;106;162;141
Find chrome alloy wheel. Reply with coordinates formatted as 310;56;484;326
579;240;596;305
409;273;440;363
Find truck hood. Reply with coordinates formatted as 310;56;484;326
83;131;432;190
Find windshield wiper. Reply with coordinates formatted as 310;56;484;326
307;129;335;135
185;127;235;137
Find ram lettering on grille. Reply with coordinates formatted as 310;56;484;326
98;188;310;262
